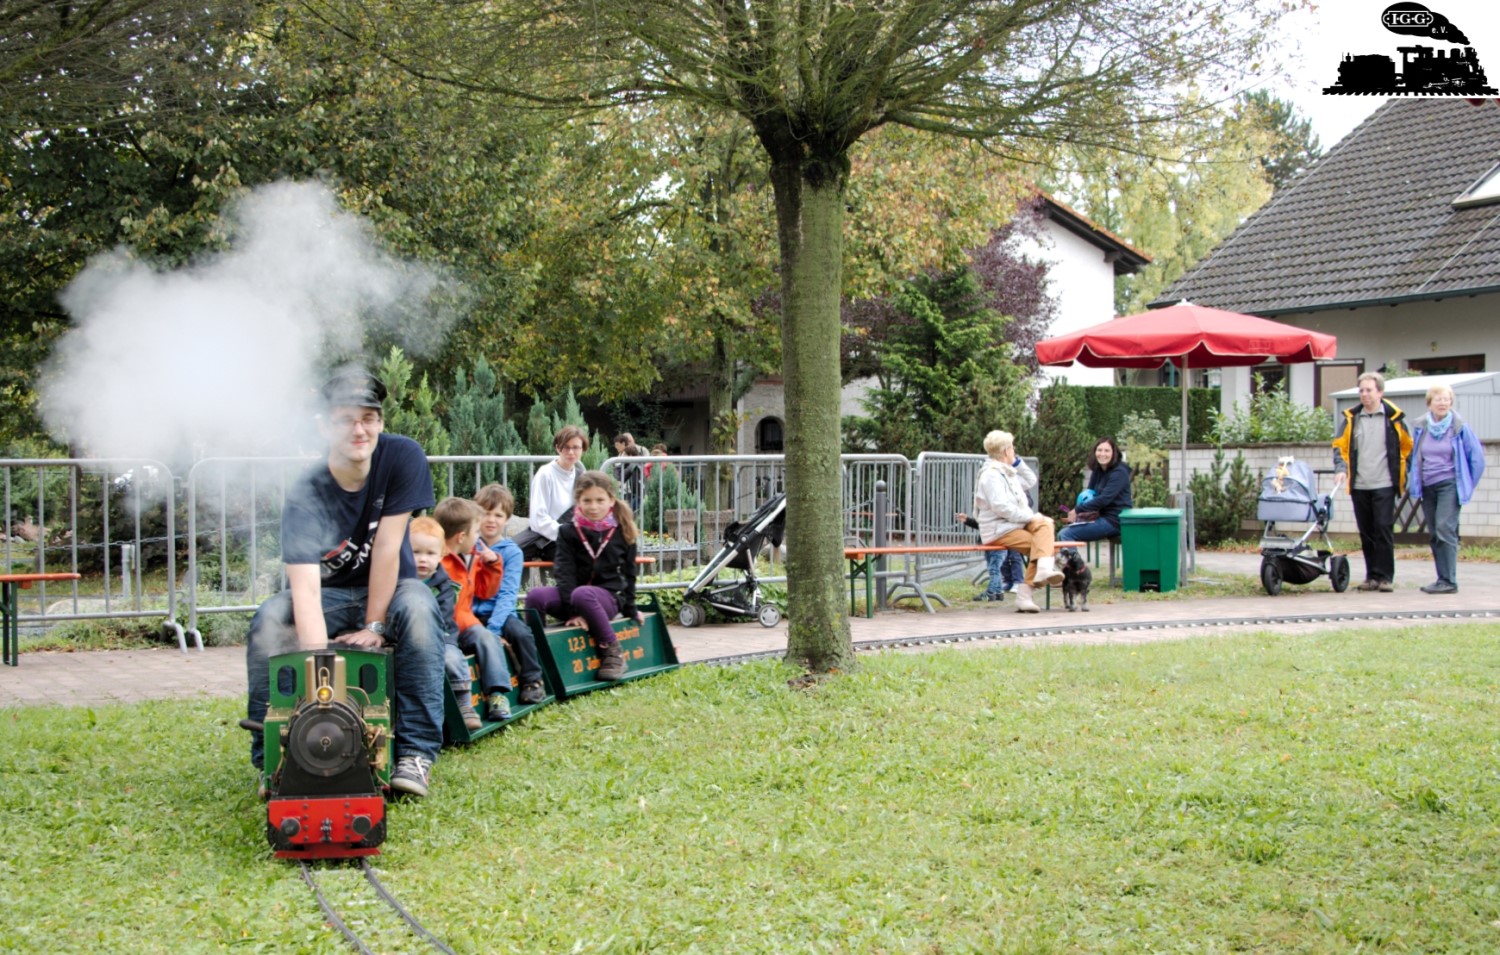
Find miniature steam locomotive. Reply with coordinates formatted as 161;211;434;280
260;647;391;859
252;596;680;860
1324;45;1497;95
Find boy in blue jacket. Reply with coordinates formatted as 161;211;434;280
471;484;547;703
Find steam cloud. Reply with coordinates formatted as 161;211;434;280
1381;2;1471;44
40;181;460;461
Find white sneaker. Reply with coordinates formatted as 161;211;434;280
1035;557;1065;588
1014;583;1040;613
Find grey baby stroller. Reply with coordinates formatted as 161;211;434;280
1257;458;1350;595
677;494;787;628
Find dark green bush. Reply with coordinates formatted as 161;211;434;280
1188;449;1259;544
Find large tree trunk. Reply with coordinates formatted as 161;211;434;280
769;153;855;673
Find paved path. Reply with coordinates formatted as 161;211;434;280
3;551;1494;708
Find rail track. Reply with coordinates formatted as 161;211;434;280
300;859;458;955
697;606;1500;665
297;604;1499;951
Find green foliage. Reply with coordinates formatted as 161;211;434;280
444;356;528;486
1118;410;1178;509
844;266;1031;457
1188;449;1260;544
1069;384;1216;444
1017;381;1094;515
639;464;702;535
7;626;1500;951
606;395;667;449
378;346;452;499
1210;375;1335;444
522;388;608;469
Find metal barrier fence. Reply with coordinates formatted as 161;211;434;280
183;455;561;639
3;450;1010;649
1;457;188;649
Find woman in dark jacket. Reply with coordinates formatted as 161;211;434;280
1058;437;1134;542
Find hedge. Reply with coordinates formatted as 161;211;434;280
1065;385;1217;444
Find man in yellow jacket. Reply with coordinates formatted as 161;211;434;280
1331;371;1413;592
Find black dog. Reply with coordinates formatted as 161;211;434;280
1059;547;1092;612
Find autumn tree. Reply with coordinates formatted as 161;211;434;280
291;0;1283;672
1042;91;1319;315
0;4;564;441
1240;90;1323;192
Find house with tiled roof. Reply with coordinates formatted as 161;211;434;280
735;193;1150;453
1151;98;1500;413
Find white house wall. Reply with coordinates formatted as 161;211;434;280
1021;218;1120;388
1272;295;1500;381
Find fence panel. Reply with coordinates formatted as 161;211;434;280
610;454;788;585
16;448;1020;653
185;457;311;638
907;453;1041;593
1;457;187;649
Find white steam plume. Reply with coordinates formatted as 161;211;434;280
40;180;458;460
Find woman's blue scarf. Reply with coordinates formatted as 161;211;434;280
1426;412;1454;439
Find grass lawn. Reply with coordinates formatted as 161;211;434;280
4;624;1498;953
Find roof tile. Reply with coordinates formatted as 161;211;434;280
1154;100;1500;313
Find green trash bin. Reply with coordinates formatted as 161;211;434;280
1119;507;1182;593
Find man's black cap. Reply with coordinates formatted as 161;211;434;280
321;368;388;410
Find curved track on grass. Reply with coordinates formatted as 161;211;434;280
694;608;1500;665
299;859;458;955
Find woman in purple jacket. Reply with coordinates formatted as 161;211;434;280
1407;383;1487;594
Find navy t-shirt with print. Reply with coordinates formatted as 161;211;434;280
280;434;435;588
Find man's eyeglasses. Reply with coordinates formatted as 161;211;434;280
329;413;383;431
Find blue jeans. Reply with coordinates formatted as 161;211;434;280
1058;518;1120;543
245;578;446;768
984;550;1025;594
458;624;512;693
1420;479;1461;586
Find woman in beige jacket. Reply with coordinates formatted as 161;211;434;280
973;430;1064;612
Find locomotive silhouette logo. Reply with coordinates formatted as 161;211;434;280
1324;3;1497;95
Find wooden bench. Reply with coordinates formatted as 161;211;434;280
844;542;1083;617
2;572;82;666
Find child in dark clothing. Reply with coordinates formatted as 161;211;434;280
524;471;641;682
411;516;486;730
956;511;1024;601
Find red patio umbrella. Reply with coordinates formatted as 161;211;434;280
1035;302;1337;486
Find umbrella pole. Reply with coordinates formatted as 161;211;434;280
1180;354;1189;491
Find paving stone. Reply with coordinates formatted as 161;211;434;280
2;551;1495;708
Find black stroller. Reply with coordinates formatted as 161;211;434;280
1257;458;1350;595
677;494;787;628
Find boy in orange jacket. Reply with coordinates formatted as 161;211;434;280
431;498;513;722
